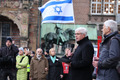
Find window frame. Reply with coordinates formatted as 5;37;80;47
103;0;115;15
91;0;102;15
117;0;120;14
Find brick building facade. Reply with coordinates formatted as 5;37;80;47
0;0;39;51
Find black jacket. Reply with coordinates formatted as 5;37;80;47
97;31;120;80
71;36;94;80
47;56;62;80
0;44;19;69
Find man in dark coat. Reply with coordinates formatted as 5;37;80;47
70;27;94;80
0;38;19;80
93;20;120;80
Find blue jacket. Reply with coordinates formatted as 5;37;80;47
97;31;120;80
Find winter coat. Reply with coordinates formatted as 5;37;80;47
16;55;29;80
97;31;120;80
30;55;48;80
0;44;19;69
47;56;63;80
71;36;94;80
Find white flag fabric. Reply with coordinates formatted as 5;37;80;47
38;0;74;23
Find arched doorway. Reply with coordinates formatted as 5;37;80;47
0;15;20;47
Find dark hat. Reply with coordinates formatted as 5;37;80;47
46;50;49;54
6;37;12;43
31;51;35;54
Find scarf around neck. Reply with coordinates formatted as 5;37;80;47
50;56;56;63
37;54;41;60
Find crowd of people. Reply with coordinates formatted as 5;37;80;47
0;20;120;80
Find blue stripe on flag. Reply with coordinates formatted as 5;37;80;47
40;0;72;13
42;16;73;21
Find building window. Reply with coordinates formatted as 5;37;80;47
91;0;115;15
103;0;115;15
117;0;120;14
91;0;102;14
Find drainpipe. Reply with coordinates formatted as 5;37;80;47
39;0;42;48
36;0;42;48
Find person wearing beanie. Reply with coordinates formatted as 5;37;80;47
0;37;19;80
6;37;12;43
16;47;29;80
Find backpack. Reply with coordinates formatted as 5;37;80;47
110;37;120;74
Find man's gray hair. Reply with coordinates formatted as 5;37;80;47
75;27;87;36
104;20;118;32
36;48;43;53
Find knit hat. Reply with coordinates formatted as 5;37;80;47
19;47;24;52
31;51;35;54
6;37;12;43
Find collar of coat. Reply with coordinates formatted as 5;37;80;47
77;36;89;45
102;31;118;44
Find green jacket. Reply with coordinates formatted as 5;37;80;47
16;55;29;80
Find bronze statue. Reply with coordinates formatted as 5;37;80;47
44;25;75;54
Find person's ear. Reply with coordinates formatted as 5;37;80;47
108;27;111;32
82;34;85;37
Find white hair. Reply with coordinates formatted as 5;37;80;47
104;20;118;32
75;27;87;36
36;48;43;53
19;47;24;52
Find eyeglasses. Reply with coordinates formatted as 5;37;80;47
38;51;42;53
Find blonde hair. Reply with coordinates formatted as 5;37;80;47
49;48;55;56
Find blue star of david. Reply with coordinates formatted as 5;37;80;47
53;6;62;14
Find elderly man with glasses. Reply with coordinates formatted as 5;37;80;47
69;27;94;80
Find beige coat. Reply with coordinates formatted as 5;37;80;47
29;55;48;80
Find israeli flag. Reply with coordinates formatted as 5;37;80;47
38;0;74;23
